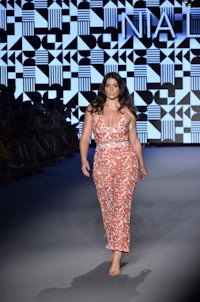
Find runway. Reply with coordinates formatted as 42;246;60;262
1;146;200;302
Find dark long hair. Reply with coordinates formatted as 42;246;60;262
89;72;136;116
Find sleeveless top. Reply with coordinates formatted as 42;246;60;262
93;114;130;149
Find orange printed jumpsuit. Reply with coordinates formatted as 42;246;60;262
93;114;139;253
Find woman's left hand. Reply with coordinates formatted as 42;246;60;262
139;166;148;181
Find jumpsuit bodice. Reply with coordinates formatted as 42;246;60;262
93;114;129;148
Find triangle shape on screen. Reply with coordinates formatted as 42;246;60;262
176;107;183;118
168;42;174;48
91;64;104;76
120;51;126;63
7;0;14;8
148;7;160;20
176;51;182;62
78;93;91;107
177;38;190;49
184;50;190;62
184;106;191;118
160;50;167;62
9;38;22;51
178;92;190;105
16;52;23;64
148;122;161;139
35;10;48;27
169;51;175;62
148;64;160;76
77;37;90;50
1;52;7;64
22;92;32;102
174;0;182;7
147;65;160;82
63;90;77;103
67;93;79;109
15;90;23;102
133;36;147;50
0;43;7;51
161;112;174;121
36;65;49;80
128;51;134;62
184;106;191;119
193;90;200;100
70;0;77;6
120;37;134;49
22;37;34;51
160;0;174;7
48;1;62;9
161;107;167;117
9;52;15;64
15;0;21;8
134;91;148;106
71;51;78;63
71;107;79;119
91;66;104;82
90;9;103;27
49;53;54;64
112;51;119;62
160;56;174;64
105;57;118;65
118;0;127;8
0;0;6;8
49;58;62;65
65;37;77;50
57;52;63;63
149;120;161;132
104;51;110;63
111;42;119;49
63;0;70;8
190;91;200;105
169;107;175;118
63;52;70;64
169;98;175;105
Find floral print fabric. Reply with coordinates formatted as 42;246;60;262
93;115;139;253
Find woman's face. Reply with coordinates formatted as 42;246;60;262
104;78;120;101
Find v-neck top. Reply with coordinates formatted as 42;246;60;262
93;114;129;145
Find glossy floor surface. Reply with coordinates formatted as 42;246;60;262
1;146;200;302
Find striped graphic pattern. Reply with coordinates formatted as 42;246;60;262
49;65;62;86
161;120;175;141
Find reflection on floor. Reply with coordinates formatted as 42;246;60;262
0;146;200;302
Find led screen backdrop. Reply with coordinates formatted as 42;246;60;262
0;0;200;144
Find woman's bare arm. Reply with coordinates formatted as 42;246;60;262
128;112;148;180
79;106;93;177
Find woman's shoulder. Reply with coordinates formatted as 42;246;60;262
85;104;96;115
86;104;93;111
122;106;136;118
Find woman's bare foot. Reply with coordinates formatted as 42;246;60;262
109;251;122;276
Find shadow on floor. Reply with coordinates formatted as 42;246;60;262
36;262;151;302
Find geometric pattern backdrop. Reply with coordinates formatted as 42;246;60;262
1;0;200;144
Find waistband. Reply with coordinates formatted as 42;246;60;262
96;140;129;150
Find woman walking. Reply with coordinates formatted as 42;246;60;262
79;72;148;276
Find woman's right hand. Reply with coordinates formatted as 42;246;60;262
81;160;90;177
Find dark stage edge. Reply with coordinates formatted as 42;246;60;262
0;146;200;302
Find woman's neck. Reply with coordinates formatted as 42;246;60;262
104;100;120;109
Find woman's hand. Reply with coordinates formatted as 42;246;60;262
81;160;90;177
139;166;148;181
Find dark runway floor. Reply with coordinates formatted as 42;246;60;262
1;146;200;302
